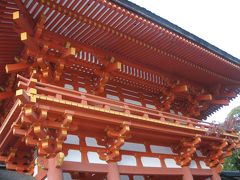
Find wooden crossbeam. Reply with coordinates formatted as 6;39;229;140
5;62;29;73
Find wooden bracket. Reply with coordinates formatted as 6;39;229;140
94;57;121;95
99;122;131;162
174;134;201;167
205;140;229;168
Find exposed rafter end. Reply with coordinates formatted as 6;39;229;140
196;94;212;101
20;32;27;41
13;11;20;20
172;85;188;93
5;62;29;74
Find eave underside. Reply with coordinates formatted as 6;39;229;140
0;0;240;117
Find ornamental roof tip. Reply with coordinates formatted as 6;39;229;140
111;0;240;65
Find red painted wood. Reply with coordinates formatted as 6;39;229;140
107;162;120;180
47;157;63;180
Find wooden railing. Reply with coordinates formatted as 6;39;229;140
17;75;235;135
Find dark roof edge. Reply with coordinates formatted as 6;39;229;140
111;0;240;65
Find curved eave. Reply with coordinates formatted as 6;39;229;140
111;0;240;66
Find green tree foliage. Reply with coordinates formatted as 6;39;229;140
223;106;240;170
227;106;240;119
224;149;240;170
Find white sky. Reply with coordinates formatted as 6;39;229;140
129;0;240;123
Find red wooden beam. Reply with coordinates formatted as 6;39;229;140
5;62;29;73
0;91;14;100
62;161;108;173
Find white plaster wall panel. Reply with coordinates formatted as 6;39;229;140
78;87;87;93
133;175;145;180
178;112;183;116
63;173;72;180
196;150;205;157
85;137;105;148
120;175;130;180
64;84;74;90
87;152;107;164
64;134;80;145
118;155;137;166
146;104;156;109
199;161;210;169
170;109;175;114
64;150;81;162
141;157;161;167
121;142;146;152
150;145;176;154
33;164;38;177
189;160;198;169
106;94;120;101
124;98;142;106
164;158;181;168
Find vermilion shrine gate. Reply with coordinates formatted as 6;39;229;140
0;0;240;180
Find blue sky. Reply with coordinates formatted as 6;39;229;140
129;0;240;123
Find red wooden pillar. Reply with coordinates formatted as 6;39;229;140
182;167;193;180
211;168;221;180
47;157;63;180
107;162;120;180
